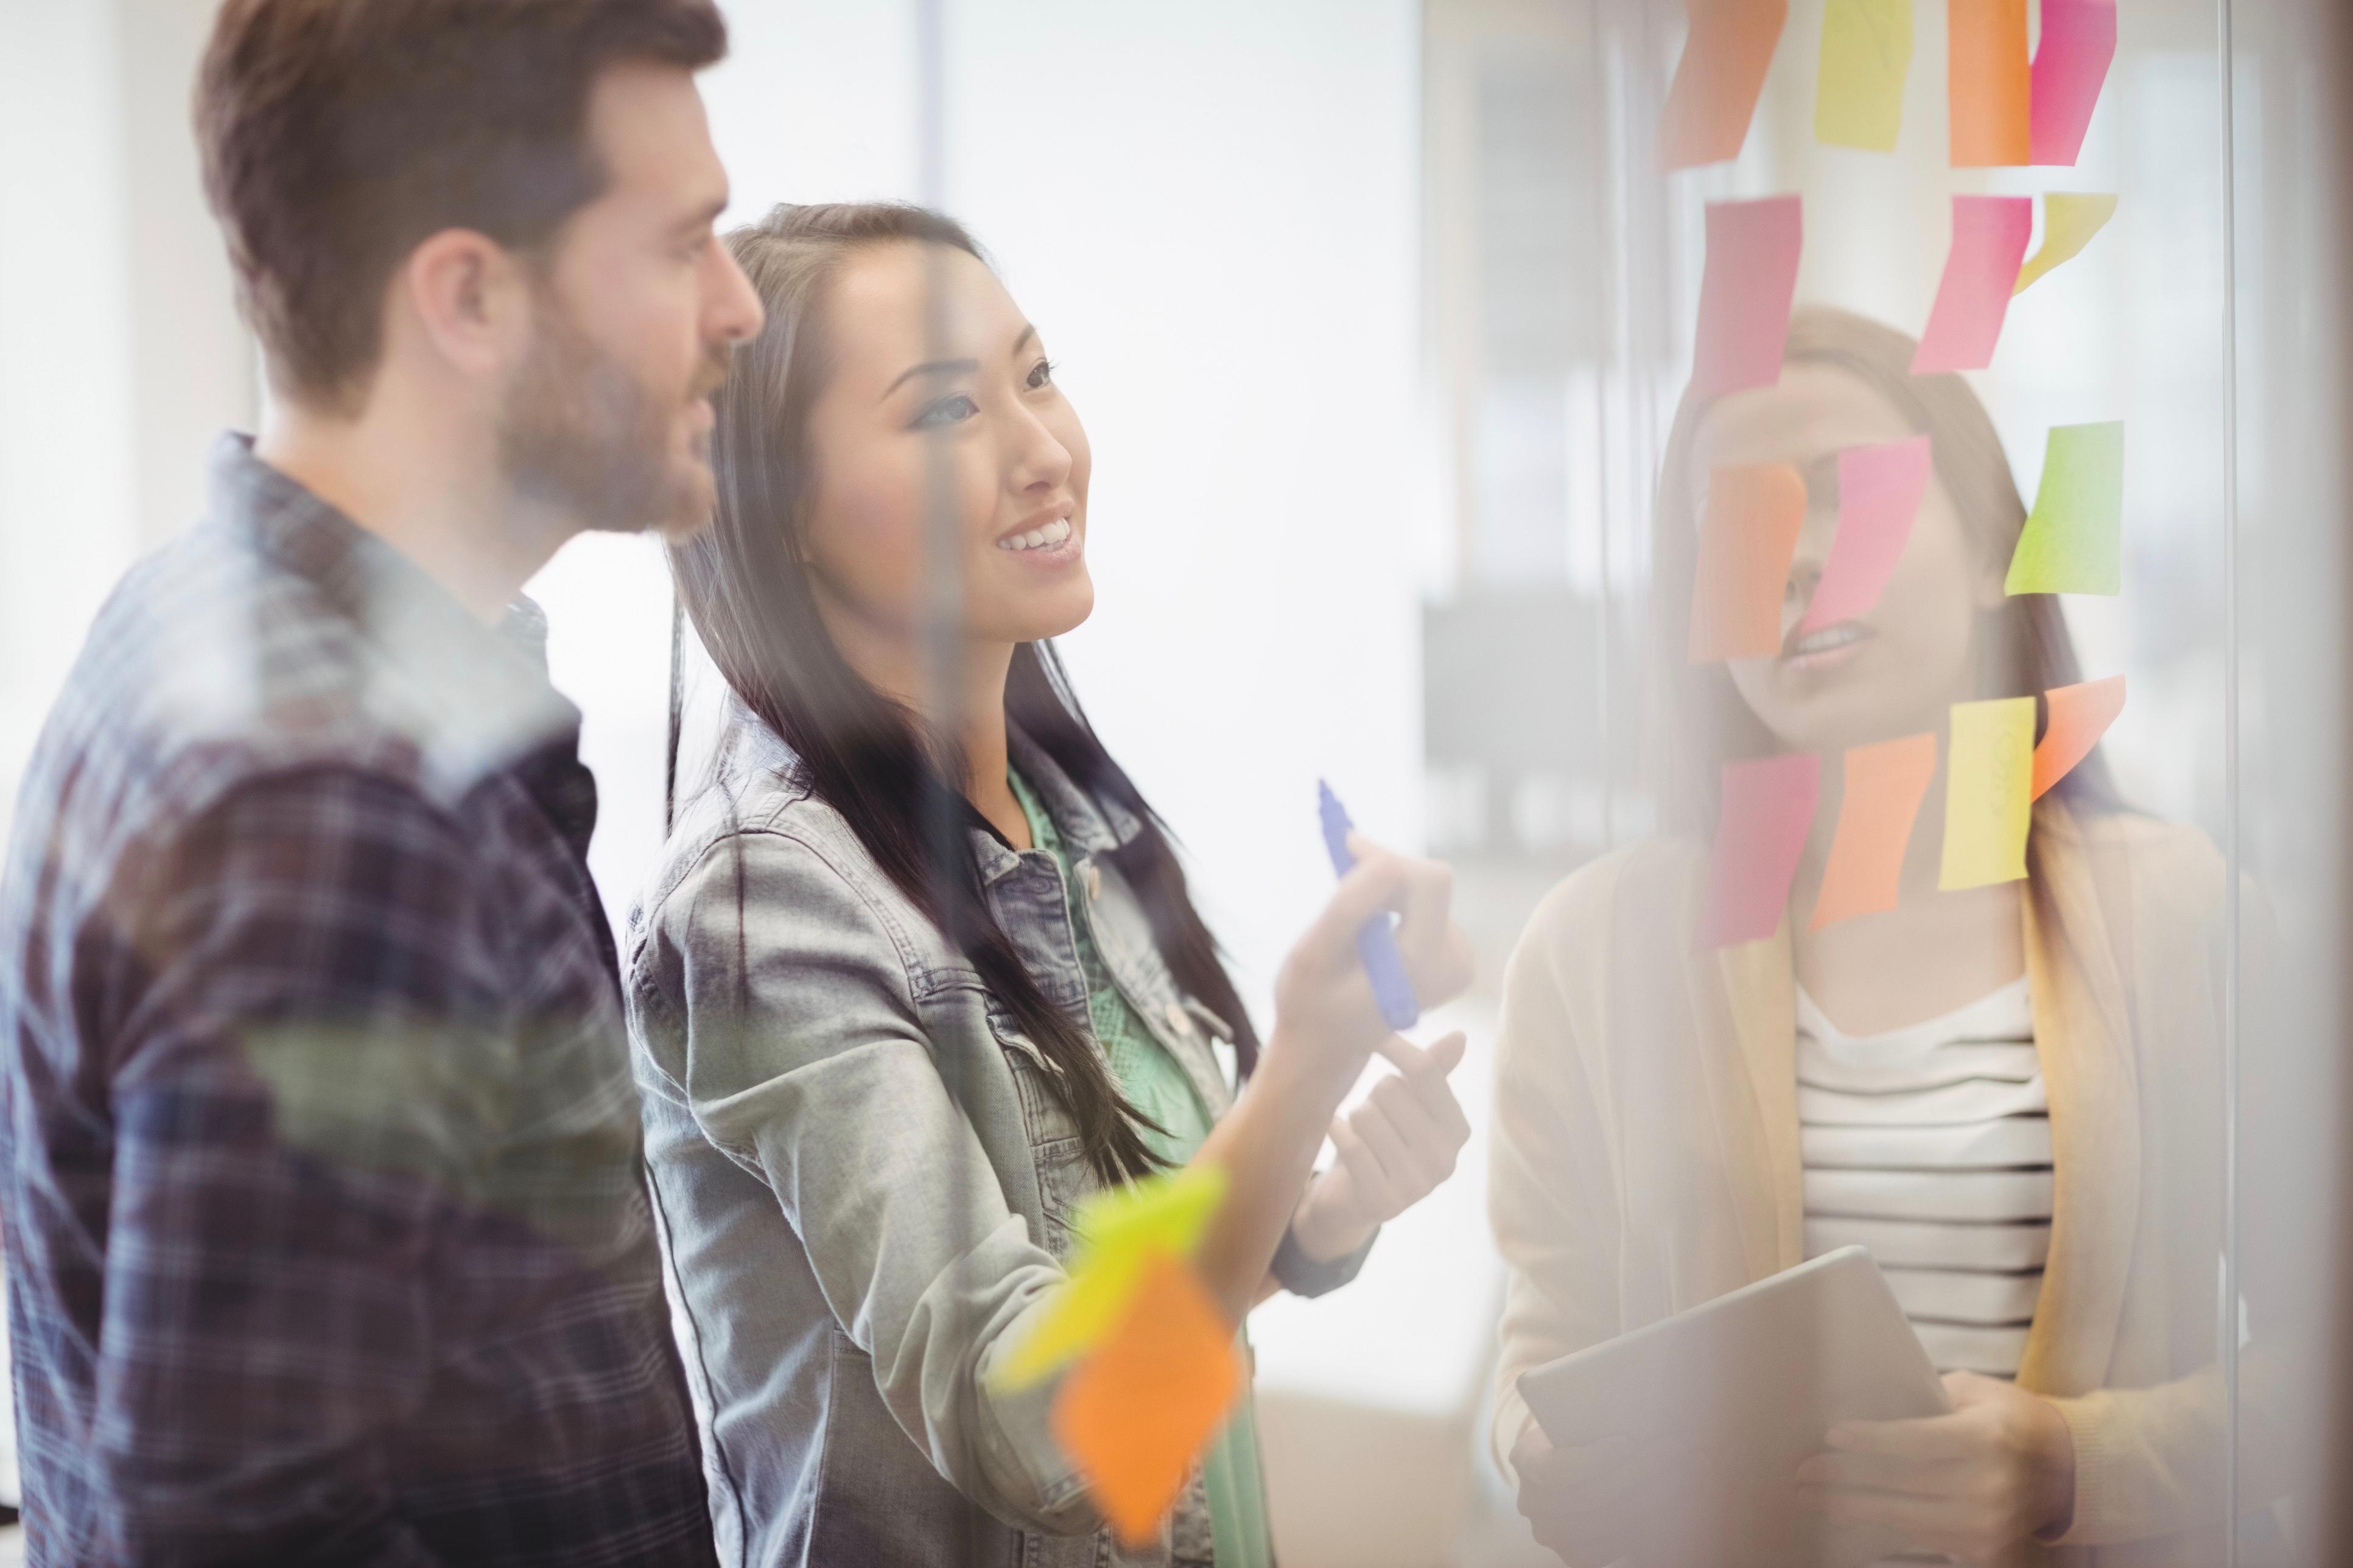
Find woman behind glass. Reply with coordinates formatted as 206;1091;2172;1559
1490;307;2263;1566
629;203;1476;1567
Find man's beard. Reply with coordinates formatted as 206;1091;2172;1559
499;292;727;542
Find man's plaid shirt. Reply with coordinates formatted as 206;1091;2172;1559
0;436;716;1566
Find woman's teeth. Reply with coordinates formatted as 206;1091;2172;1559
997;517;1073;552
1789;623;1865;656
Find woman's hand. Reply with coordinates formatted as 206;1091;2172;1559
1267;834;1473;1098
1510;1424;1728;1567
1796;1370;2077;1561
1287;1031;1471;1262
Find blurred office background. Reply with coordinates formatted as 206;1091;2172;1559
4;1;2351;1563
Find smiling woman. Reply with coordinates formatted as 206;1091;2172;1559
633;202;1477;1567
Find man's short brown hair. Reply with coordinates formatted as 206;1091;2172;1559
195;0;727;411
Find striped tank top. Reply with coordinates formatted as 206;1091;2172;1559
1796;978;2049;1379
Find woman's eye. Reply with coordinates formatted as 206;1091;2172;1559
913;393;980;429
1026;357;1057;390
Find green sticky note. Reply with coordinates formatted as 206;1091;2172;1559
1816;0;1913;152
1939;696;2035;891
2005;422;2123;595
987;1164;1229;1393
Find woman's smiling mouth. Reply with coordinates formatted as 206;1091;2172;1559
1781;618;1874;671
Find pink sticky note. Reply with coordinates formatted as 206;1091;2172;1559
1692;196;1804;404
2030;0;2117;167
1801;436;1933;634
1911;195;2033;375
1699;753;1821;950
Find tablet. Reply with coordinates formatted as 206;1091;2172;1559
1516;1247;1951;1565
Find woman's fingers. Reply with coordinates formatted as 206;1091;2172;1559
1327;1116;1404;1214
1826;1410;1981;1461
1345;1095;1432;1206
1795;1446;1965;1496
1373;1030;1473;1142
1364;1077;1459;1189
1344;831;1473;1003
1798;1485;1976;1556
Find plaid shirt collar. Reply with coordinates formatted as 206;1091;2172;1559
209;432;583;800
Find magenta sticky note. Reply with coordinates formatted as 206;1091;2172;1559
1911;195;2033;375
1691;196;1804;404
1698;752;1821;949
2030;0;2117;167
1801;436;1933;634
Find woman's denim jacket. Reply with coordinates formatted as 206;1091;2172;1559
624;718;1366;1567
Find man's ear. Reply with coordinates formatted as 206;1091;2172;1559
395;229;531;380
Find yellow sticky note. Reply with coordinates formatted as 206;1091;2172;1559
1815;0;1913;152
1071;1162;1226;1260
989;1164;1228;1393
2015;193;2117;294
1939;697;2035;891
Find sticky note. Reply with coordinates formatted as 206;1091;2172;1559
1939;697;2035;891
1801;436;1932;634
1949;0;2031;167
1912;196;2034;374
1699;752;1820;949
2032;675;2125;799
2030;0;2117;166
1052;1255;1244;1547
1688;463;1808;662
1811;733;1937;929
1691;195;1804;404
2014;193;2117;295
1815;0;1913;153
2005;422;2125;595
991;1165;1228;1392
1073;1163;1226;1259
1661;0;1789;169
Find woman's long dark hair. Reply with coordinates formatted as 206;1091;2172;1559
1652;305;2123;833
669;201;1258;1183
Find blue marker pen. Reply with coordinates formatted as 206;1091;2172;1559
1316;780;1422;1032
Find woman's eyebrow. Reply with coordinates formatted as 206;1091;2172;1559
880;359;980;399
1009;324;1038;357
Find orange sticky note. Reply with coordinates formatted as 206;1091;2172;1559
1810;733;1937;929
1688;463;1807;662
1661;0;1789;169
2032;675;2125;799
1051;1255;1244;1547
1949;0;2031;167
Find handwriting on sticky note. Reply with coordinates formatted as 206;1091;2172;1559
1699;753;1820;949
1815;0;1913;152
990;1166;1227;1393
2014;193;2117;295
1811;733;1937;929
1802;436;1932;634
1940;697;2035;891
1912;196;2033;374
2030;0;2117;166
2032;676;2125;799
1689;463;1808;662
1051;1255;1244;1547
1662;0;1789;169
1692;195;1804;404
2005;422;2124;595
1949;0;2030;167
